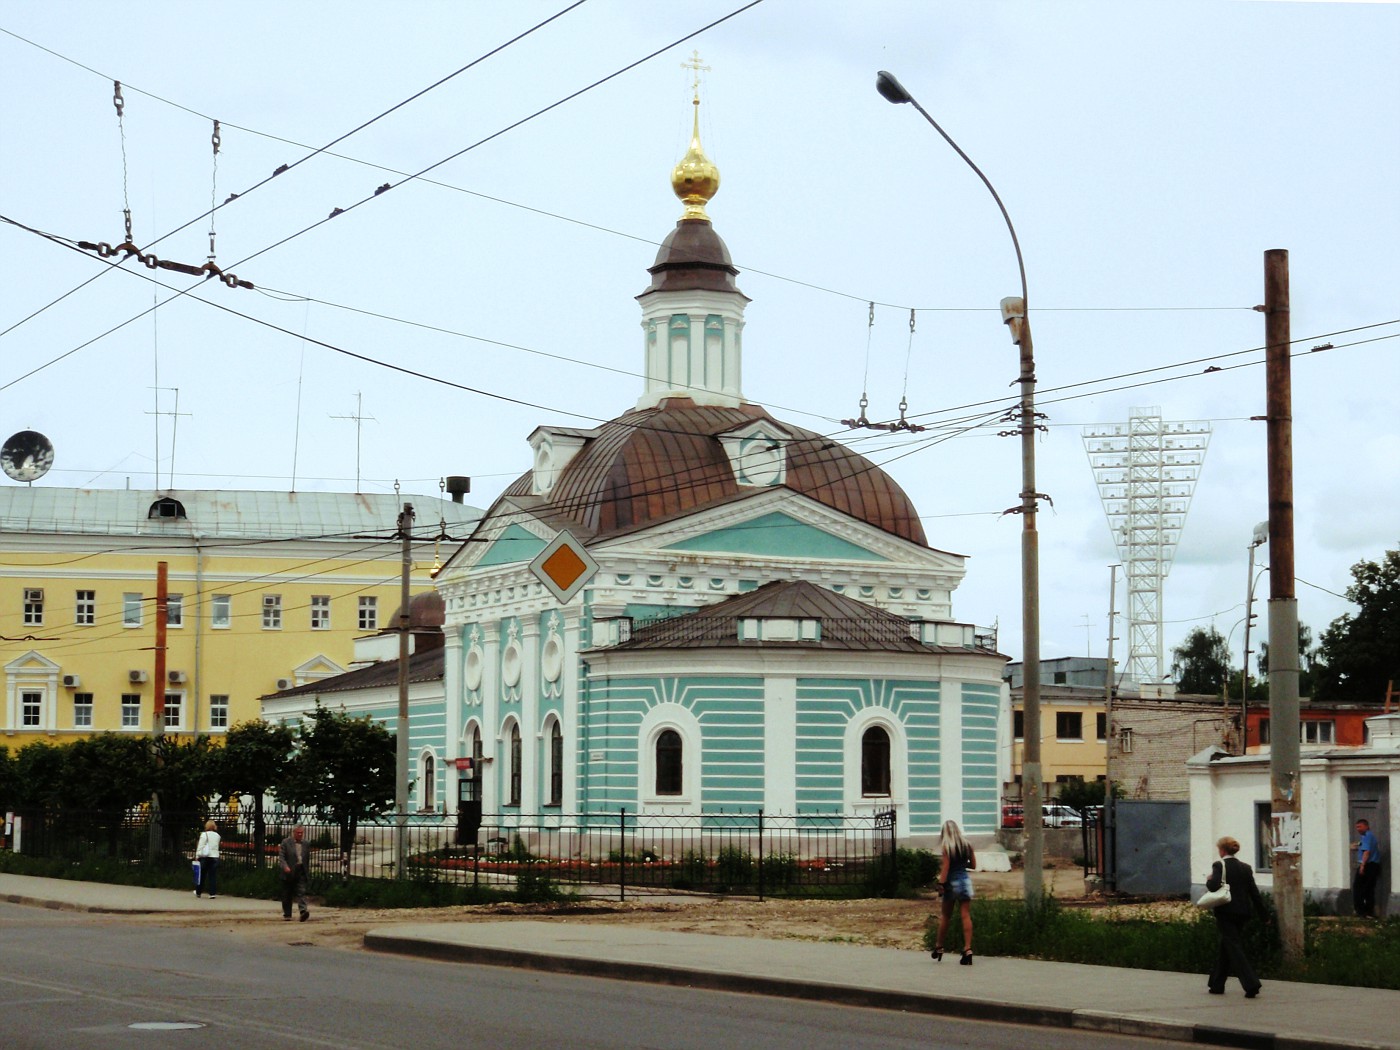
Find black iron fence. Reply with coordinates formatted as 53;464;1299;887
4;806;909;901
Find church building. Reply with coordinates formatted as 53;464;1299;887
430;95;1009;846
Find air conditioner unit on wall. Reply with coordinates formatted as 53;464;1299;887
276;677;293;691
168;670;187;685
129;669;149;684
24;588;43;602
61;674;81;688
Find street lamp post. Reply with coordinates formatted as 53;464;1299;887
876;71;1046;906
1240;522;1268;753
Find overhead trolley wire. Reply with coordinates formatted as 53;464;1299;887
0;2;592;343
3;13;1253;326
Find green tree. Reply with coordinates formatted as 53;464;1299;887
151;736;221;852
1313;547;1400;703
282;706;395;855
217;720;296;865
1056;778;1106;816
1171;625;1233;695
62;734;153;853
0;746;18;810
13;742;67;809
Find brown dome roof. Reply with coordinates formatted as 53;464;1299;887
638;219;747;297
388;590;445;630
503;399;926;546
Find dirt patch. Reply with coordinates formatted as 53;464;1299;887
143;861;1104;955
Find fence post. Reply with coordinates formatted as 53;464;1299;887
757;809;765;902
618;808;626;903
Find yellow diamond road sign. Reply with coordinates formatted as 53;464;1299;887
529;529;599;604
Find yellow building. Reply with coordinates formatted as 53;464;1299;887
1005;658;1114;794
0;488;479;742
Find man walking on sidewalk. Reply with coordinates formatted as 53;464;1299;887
278;825;310;922
1353;818;1383;918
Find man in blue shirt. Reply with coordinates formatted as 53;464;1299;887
1353;818;1383;918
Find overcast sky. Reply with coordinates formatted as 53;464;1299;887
1;1;1396;677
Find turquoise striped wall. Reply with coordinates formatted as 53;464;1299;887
579;676;765;814
960;683;1000;834
795;678;941;832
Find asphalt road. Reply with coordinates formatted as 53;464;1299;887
0;903;1197;1050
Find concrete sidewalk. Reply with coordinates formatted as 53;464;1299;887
2;873;1393;1049
0;872;273;915
365;920;1399;1050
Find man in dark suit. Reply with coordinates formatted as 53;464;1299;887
278;825;310;922
1205;835;1267;998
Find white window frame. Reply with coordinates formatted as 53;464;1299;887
163;691;183;731
123;592;144;628
211;594;231;629
843;708;907;830
310;595;331;631
638;703;702;815
121;693;141;729
21;690;43;727
209;694;229;730
1301;720;1335;745
417;749;438;812
73;692;94;728
75;590;96;626
262;594;282;630
23;588;44;626
358;595;378;631
167;593;184;628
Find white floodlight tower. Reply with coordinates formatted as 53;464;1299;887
1083;407;1211;685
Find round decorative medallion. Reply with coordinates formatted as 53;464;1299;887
501;643;522;688
464;647;483;691
541;636;563;683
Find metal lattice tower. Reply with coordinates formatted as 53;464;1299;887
1083;407;1211;684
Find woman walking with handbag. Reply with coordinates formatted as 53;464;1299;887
194;819;220;899
1204;836;1266;998
932;820;976;965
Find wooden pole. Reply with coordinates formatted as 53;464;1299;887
1264;248;1303;962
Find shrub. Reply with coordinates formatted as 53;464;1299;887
715;845;753;890
671;849;708;890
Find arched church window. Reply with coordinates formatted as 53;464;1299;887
861;725;891;797
548;720;563;807
508;724;522;807
655;729;683;796
422;753;436;811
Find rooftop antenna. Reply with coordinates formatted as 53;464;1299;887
331;392;376;493
146;387;191;490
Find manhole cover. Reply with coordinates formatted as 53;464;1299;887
128;1022;206;1031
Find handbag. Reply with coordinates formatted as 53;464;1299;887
191;859;202;885
1196;864;1232;909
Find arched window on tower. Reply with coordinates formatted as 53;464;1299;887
147;496;186;520
548;720;563;807
655;729;683;796
861;725;891;797
508;724;522;807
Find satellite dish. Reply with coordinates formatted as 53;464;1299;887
1;430;55;483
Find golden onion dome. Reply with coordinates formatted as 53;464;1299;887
671;98;720;221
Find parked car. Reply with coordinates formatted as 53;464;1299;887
1001;804;1024;829
1042;803;1084;828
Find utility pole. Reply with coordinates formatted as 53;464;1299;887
1002;296;1044;907
1104;564;1118;891
149;561;168;861
1264;248;1303;962
395;503;414;879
